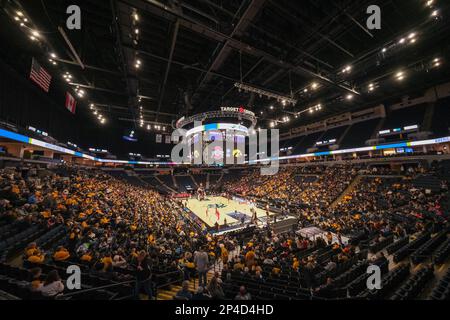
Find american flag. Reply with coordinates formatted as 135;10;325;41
30;58;52;92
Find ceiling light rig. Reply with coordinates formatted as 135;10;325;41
234;82;297;106
269;4;441;121
62;72;72;82
135;59;141;69
11;10;37;37
341;65;352;74
432;57;442;68
74;86;85;98
6;5;111;128
395;71;405;81
361;53;443;95
285;103;323;123
282;116;290;123
131;9;141;76
89;103;107;125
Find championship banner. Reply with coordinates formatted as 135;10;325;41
156;134;162;143
165;135;171;144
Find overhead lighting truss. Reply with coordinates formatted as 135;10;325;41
234;82;297;106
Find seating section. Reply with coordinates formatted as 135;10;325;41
390;266;434;300
431;97;450;136
175;175;195;192
0;261;133;300
158;175;175;189
382;104;426;130
434;238;450;265
413;174;442;192
411;232;448;265
358;264;410;299
293;132;322;154
369;236;394;254
0;225;45;263
139;175;171;194
340;119;380;148
208;174;221;189
192;174;207;187
393;232;431;263
0;161;449;301
429;267;450;300
385;237;409;255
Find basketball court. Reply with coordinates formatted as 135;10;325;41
185;196;276;227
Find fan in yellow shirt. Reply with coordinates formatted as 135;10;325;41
101;255;113;271
100;217;109;225
28;252;45;264
81;253;93;263
41;210;51;219
220;244;229;264
53;246;70;261
292;258;299;271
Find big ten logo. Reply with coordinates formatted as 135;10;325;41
66;265;81;290
66;5;81;30
366;5;381;30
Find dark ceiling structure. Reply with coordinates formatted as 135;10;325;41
1;0;450;136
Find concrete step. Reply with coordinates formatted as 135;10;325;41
156;260;226;300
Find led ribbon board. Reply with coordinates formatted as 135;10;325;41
247;137;450;164
0;128;449;166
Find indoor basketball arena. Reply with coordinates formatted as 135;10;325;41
0;0;450;309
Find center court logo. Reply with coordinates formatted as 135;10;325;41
170;121;279;175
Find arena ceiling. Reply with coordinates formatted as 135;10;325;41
1;0;450;134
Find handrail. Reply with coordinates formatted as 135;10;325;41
55;279;136;299
55;269;184;300
154;269;182;279
53;261;222;300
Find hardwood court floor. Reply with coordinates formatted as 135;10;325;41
185;196;275;227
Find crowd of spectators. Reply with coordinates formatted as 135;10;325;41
0;161;448;300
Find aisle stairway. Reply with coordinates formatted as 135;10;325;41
190;174;199;188
155;176;177;193
156;271;216;300
330;175;362;209
172;175;178;190
156;249;239;300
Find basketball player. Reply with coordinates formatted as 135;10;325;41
251;208;258;226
